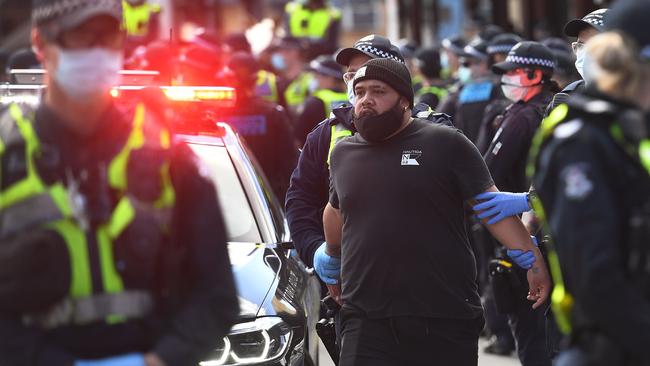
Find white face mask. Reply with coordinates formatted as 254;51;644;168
582;51;601;85
575;47;586;80
346;79;356;105
55;48;122;99
457;66;471;83
500;74;528;102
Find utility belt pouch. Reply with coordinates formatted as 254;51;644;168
489;257;522;314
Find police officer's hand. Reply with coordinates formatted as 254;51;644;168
314;242;341;285
525;250;551;309
474;191;531;224
507;236;538;269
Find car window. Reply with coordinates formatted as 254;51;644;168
187;143;262;243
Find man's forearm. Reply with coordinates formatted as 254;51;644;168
323;203;342;256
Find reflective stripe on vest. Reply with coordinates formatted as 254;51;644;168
312;89;348;119
286;2;341;39
285;72;315;108
255;70;279;103
122;0;160;37
327;123;352;166
0;102;174;327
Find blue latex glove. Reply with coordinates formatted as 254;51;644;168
507;236;538;270
473;191;530;225
75;354;145;366
314;242;341;285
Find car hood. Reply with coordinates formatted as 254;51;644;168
228;242;280;318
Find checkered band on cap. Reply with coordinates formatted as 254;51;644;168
504;55;555;69
487;44;515;54
583;9;607;28
32;0;121;24
355;45;405;64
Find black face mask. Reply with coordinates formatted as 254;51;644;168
354;100;405;143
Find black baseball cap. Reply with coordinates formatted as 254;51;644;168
563;8;609;37
604;0;650;60
309;55;344;79
32;0;122;35
492;41;555;75
335;34;405;66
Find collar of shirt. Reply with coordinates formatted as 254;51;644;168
329;105;356;131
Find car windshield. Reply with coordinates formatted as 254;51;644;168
187;143;262;243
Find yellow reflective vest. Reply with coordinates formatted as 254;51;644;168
0;102;174;328
122;0;161;37
312;89;347;120
255;70;279;104
285;1;341;40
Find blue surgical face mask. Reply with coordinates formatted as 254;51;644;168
346;79;356;105
457;66;472;83
271;53;286;71
55;48;122;99
574;47;586;80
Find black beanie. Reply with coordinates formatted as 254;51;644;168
352;58;414;108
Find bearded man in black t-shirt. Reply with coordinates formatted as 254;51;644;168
317;58;551;366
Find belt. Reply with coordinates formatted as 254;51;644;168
23;290;153;329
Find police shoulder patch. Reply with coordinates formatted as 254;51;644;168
561;163;593;200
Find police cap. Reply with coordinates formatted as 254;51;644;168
335;34;405;66
564;8;609;37
492;41;555;75
32;0;122;36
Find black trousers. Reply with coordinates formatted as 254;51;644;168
339;308;484;366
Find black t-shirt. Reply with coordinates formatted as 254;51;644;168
329;118;494;319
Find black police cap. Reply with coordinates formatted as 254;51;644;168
487;33;523;55
335;34;405;66
309;55;344;79
564;8;609;37
32;0;122;35
492;41;556;75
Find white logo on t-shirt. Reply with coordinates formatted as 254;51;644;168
401;150;422;166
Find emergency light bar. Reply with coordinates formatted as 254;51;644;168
110;86;236;106
9;69;160;86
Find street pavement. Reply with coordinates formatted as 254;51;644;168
318;337;521;366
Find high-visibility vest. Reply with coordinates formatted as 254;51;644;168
416;85;448;102
285;72;315;110
255;70;279;104
285;1;341;39
312;89;347;120
0;102;175;328
122;0;161;37
327;123;352;166
527;103;650;335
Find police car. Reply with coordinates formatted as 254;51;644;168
0;71;322;366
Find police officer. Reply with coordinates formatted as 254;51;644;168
413;47;448;109
476;33;523;154
122;0;161;55
295;55;347;145
0;1;239;365
481;41;558;366
541;38;579;90
283;0;341;57
438;37;504;144
531;1;650;364
285;34;451;270
440;35;467;81
545;8;609;115
270;36;315;117
220;52;299;202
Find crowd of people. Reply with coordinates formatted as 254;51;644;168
0;0;649;365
